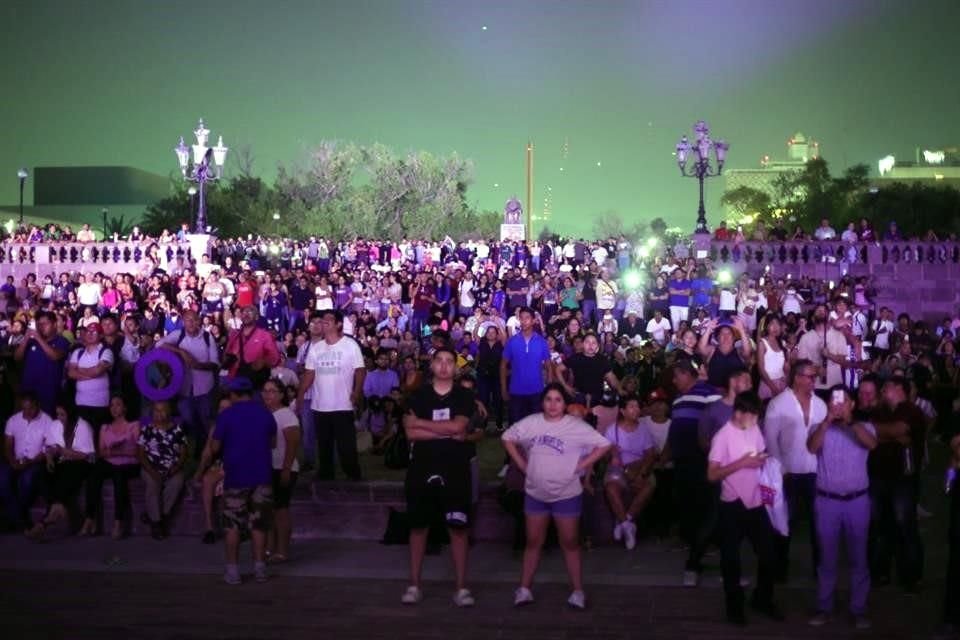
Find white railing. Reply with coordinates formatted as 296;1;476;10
0;240;194;274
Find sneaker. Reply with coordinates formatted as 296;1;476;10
613;521;623;542
567;590;586;609
254;562;268;583
453;588;475;608
401;585;423;605
497;464;509;479
514;587;535;607
682;570;700;588
622;521;637;550
223;565;241;586
808;612;831;627
854;616;871;631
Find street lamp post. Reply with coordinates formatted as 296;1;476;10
174;118;228;234
17;168;28;224
272;211;280;236
675;120;729;235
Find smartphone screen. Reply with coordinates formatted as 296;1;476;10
831;389;845;405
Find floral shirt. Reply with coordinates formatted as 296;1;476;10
138;423;186;471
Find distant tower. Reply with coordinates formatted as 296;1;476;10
526;141;534;240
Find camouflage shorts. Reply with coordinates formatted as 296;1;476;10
222;485;274;532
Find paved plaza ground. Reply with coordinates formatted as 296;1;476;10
0;532;948;640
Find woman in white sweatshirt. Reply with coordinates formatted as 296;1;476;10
502;383;612;609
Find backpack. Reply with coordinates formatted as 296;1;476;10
176;329;213;350
383;430;409;470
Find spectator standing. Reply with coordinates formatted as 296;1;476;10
400;348;476;607
806;385;877;630
297;310;365;481
66;323;114;437
262;378;300;564
202;377;276;585
500;307;551;427
707;392;783;626
669;359;722;587
224;305;282;389
159;309;220;457
14;310;69;417
503;383;612;609
764;359;827;581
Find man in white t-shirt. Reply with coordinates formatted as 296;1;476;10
646;310;672;345
1;392;55;533
296;310;366;481
66;323;114;435
76;274;102;311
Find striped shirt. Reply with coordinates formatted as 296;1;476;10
669;381;722;462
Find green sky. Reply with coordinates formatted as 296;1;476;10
1;0;958;236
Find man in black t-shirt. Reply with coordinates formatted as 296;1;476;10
867;376;927;591
400;347;476;608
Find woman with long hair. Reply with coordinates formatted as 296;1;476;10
502;383;612;609
262;378;301;562
27;400;96;539
82;394;140;538
757;315;788;399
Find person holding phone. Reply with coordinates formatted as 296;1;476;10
707;391;783;626
806;385;877;630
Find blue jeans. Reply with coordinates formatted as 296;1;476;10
777;472;819;579
508;393;541;426
869;475;924;587
0;461;45;529
476;376;503;428
177;393;213;458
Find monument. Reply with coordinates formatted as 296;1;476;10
500;197;526;241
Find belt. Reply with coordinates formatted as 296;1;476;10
817;488;868;502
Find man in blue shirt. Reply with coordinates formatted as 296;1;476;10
668;269;692;335
200;377;276;585
500;307;550;426
14;311;69;416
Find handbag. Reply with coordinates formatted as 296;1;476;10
758;456;789;536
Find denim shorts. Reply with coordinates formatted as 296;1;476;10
524;493;582;518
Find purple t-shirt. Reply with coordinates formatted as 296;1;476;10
213;400;275;489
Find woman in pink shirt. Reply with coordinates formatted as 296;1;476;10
82;394;140;538
707;391;783;626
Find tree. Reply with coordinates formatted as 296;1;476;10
720;185;772;221
648;217;668;238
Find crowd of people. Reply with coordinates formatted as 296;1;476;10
0;224;958;631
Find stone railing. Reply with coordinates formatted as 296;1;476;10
0;241;193;277
707;241;960;321
708;240;960;268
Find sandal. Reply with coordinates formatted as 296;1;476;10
24;523;45;540
77;520;96;537
269;553;288;564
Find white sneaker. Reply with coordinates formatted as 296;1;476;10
253;562;268;583
622;521;637;550
514;587;535;607
401;585;423;605
453;588;475;608
223;565;241;586
682;570;700;588
567;590;586;609
613;521;623;542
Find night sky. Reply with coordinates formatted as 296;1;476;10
2;0;958;235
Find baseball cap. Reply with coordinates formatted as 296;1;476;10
85;322;102;334
226;377;254;394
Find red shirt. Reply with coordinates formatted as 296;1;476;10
225;326;282;376
714;228;730;241
236;282;255;308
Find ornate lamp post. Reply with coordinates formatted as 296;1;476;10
174;118;228;233
17;168;28;224
675;120;729;234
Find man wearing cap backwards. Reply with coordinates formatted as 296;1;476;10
66;322;114;439
199;377;276;585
